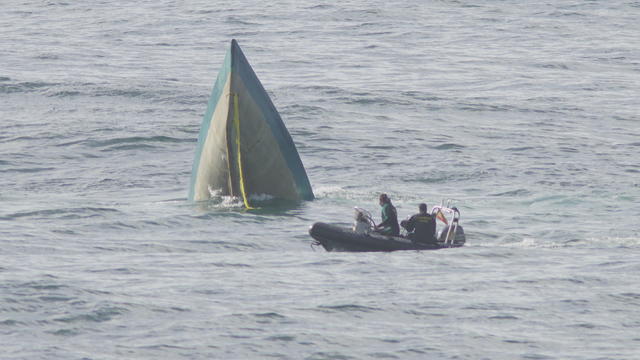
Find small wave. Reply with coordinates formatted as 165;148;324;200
46;328;79;337
37;82;192;103
22;282;67;291
559;146;579;153
505;146;538;152
54;306;129;324
312;186;373;202
431;143;466;150
207;262;252;268
265;335;295;342
0;167;55;174
39;295;74;302
97;221;138;230
341;96;412;107
229;31;260;38
251;312;289;325
305;4;332;10
0;319;23;326
490;189;531;197
499;238;566;249
4;134;66;143
48;90;81;97
253;312;286;319
401;91;444;101
281;104;326;116
79;135;196;149
363;145;395;150
34;53;60;60
0;81;58;94
317;304;381;313
548;10;587;17
139;344;191;351
100;144;157;151
406;169;490;184
92;88;149;98
610;293;640;302
490;315;520;320
3;207;120;221
225;16;260;26
536;63;570;70
457;102;514;112
586;236;640;248
500;235;640;249
502;339;531;344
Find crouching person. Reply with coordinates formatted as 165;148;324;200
401;203;437;245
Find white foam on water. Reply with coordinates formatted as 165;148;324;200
207;186;244;208
498;237;563;248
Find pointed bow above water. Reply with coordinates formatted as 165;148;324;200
188;40;314;205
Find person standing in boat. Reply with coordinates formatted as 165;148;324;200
401;203;437;245
374;193;400;236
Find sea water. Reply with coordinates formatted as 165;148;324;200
1;1;639;359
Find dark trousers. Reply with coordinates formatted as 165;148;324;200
408;233;436;244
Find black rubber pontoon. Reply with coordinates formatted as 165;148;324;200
309;222;461;252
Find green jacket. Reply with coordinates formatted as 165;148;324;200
379;203;399;236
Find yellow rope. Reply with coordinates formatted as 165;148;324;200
233;93;253;209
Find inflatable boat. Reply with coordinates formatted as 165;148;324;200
310;204;466;252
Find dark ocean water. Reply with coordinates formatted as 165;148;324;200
1;1;639;359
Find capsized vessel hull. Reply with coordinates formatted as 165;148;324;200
188;40;314;206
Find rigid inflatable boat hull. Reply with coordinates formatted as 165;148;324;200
309;222;463;252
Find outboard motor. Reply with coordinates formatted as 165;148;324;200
353;207;374;234
432;205;466;247
438;222;466;246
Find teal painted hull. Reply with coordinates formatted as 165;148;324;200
189;40;314;205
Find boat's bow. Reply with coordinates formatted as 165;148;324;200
189;40;314;206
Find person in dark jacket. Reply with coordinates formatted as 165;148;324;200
374;193;399;236
401;203;437;244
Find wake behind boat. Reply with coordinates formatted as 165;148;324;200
310;204;466;252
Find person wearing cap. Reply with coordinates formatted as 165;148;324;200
374;193;399;236
401;203;437;244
